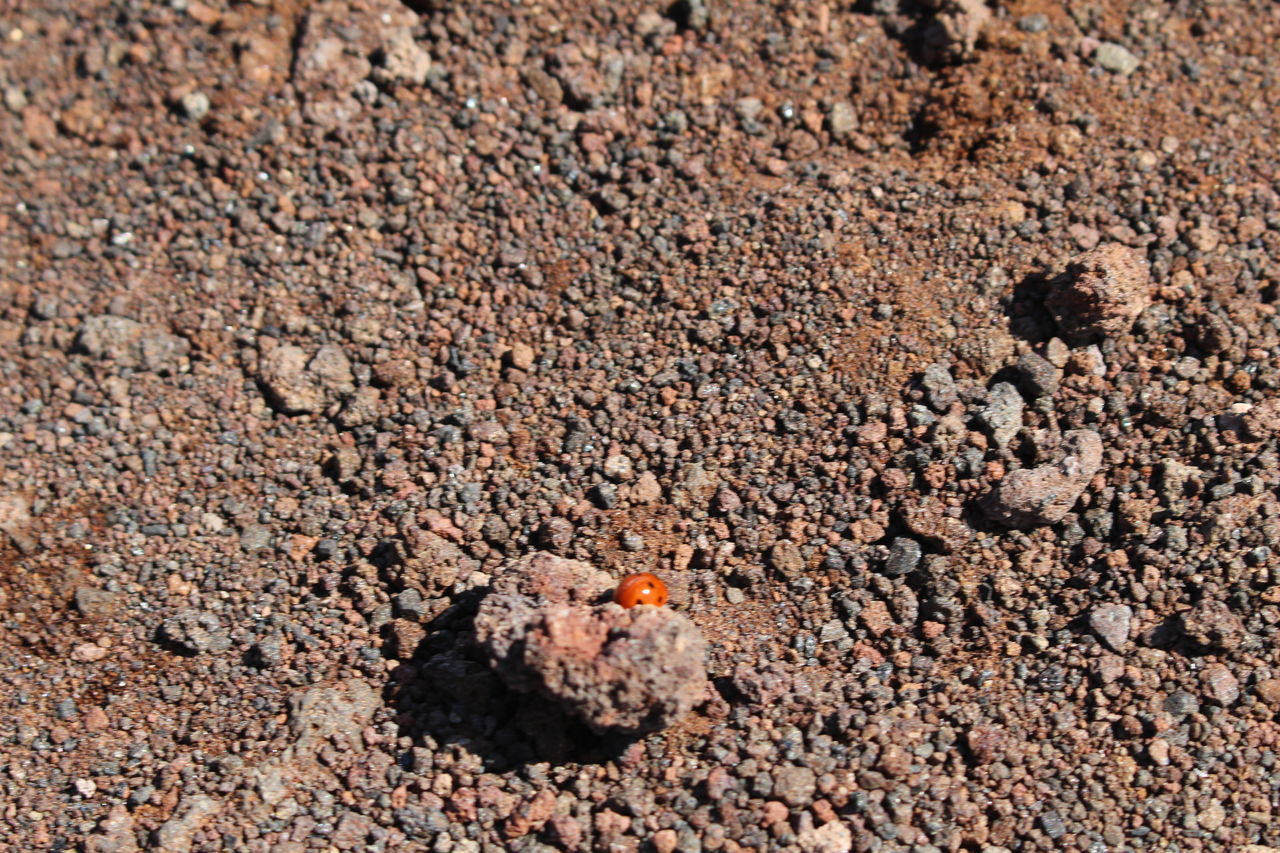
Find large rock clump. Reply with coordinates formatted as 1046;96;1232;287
258;344;354;415
74;315;189;372
984;430;1103;528
1045;243;1151;342
473;553;707;735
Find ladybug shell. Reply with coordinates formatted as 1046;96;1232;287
614;573;669;608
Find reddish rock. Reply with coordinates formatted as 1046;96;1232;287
74;315;190;373
859;600;894;638
762;801;790;825
1181;600;1246;651
966;725;1005;764
730;661;792;705
474;553;706;734
901;498;972;553
502;789;556;839
856;422;888;445
593;808;631;837
1200;663;1240;706
487;551;613;604
651;828;679;853
535;517;576;553
1089;604;1132;652
506;342;536;370
0;494;33;554
877;744;911;778
705;766;735;800
984;430;1103;528
1242;398;1280;441
769;541;805;577
395;527;474;594
545;815;582;849
331;813;374;849
257;343;353;415
773;765;817;806
1045;243;1151;342
798;820;854;853
85;804;139;853
1254;678;1280;707
257;346;316;413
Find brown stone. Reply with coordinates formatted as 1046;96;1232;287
1046;243;1151;342
984;430;1103;528
1200;662;1240;706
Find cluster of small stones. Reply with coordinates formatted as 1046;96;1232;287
1;0;1279;851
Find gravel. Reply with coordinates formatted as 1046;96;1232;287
3;0;1280;849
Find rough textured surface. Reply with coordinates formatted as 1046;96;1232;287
0;493;33;553
1089;603;1132;652
74;315;189;372
977;380;1025;447
157;608;231;656
3;0;1280;849
259;343;354;415
488;550;615;604
984;429;1104;527
1181;600;1247;652
474;553;707;734
1046;243;1152;342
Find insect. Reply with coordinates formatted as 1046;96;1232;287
614;572;669;608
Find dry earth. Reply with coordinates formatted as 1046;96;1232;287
2;0;1280;851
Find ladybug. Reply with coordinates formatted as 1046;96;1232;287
614;572;669;608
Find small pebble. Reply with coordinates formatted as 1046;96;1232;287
1094;42;1140;75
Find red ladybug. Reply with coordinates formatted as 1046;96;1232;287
614;573;669;608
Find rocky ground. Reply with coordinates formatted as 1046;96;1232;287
1;0;1279;850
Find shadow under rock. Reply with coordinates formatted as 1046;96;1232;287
383;589;641;773
1003;268;1058;346
855;0;989;69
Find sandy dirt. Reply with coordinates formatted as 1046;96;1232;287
2;0;1280;850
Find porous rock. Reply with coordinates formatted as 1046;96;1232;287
1181;600;1245;651
984;429;1103;527
0;493;34;553
150;795;221;853
1200;663;1240;706
377;30;432;86
977;381;1024;447
288;679;380;755
1045;243;1151;342
158;608;231;655
474;552;707;735
259;344;354;415
918;0;991;64
1089;603;1132;652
